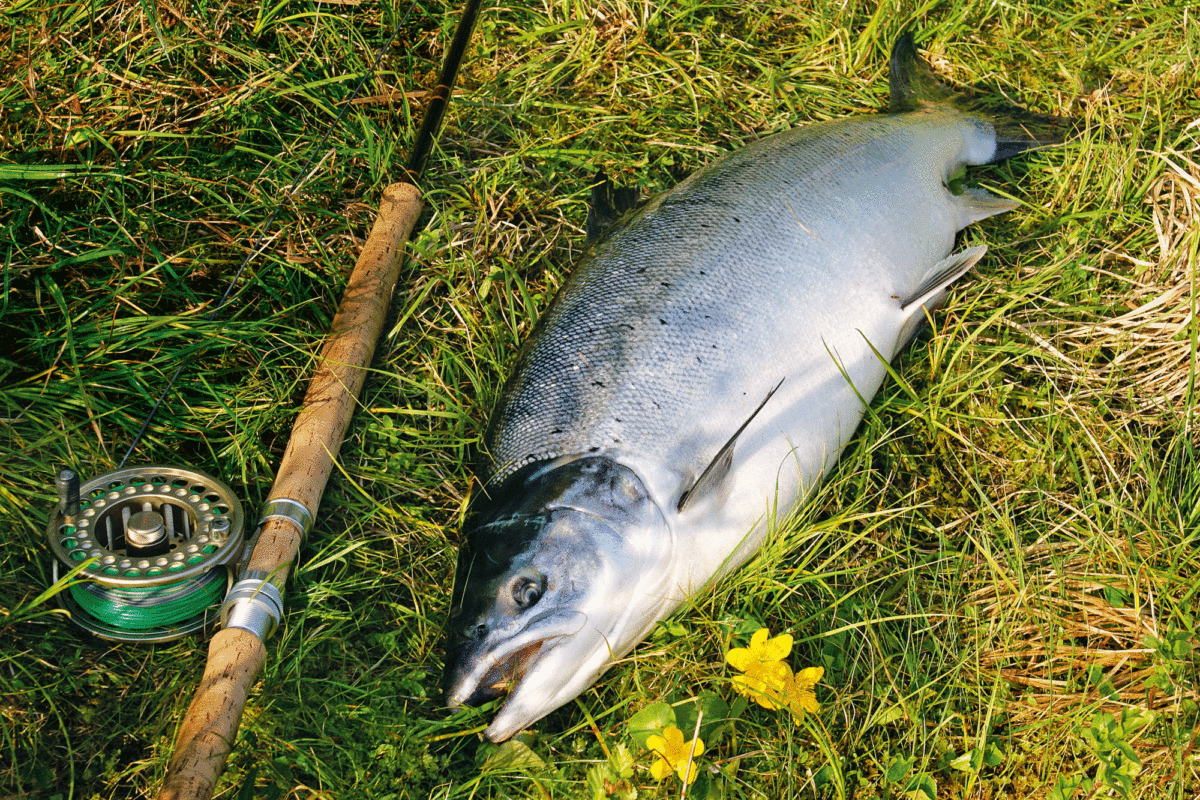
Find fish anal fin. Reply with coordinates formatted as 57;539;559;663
586;170;642;244
895;245;987;348
677;379;784;514
958;187;1018;228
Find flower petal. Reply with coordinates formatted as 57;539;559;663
726;646;751;671
733;673;783;709
793;687;819;715
794;666;824;688
663;726;685;750
760;632;794;662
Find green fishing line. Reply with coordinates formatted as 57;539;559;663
69;571;227;631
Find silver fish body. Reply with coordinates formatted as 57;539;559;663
444;35;1062;741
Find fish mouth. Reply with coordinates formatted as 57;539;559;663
448;640;546;707
445;609;585;710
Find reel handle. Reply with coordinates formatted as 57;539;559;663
158;181;424;800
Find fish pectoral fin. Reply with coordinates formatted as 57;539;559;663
894;245;988;349
899;245;988;312
678;379;784;514
586;169;642;244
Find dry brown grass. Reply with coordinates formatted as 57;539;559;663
1032;137;1199;436
968;541;1199;723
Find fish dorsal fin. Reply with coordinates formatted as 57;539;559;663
586;169;641;244
889;31;959;113
678;379;784;514
895;246;988;349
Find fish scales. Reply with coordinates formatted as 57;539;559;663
489;114;965;486
443;34;1066;742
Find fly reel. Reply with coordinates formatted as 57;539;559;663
47;465;246;643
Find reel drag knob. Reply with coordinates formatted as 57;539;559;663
46;466;246;643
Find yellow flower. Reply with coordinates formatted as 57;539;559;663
780;665;824;719
730;658;793;709
726;627;795;709
646;726;706;784
727;627;794;668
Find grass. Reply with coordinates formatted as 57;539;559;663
2;0;1198;797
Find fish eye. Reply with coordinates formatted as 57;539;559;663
511;577;542;609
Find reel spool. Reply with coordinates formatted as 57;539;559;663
47;465;246;643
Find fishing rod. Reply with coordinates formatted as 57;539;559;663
156;2;484;795
42;0;484;797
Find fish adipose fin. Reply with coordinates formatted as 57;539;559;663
586;170;642;243
678;379;784;513
889;32;1071;163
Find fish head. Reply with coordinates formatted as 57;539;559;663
443;455;673;740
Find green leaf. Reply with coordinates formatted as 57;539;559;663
901;772;936;800
886;754;915;784
609;743;636;779
481;739;546;773
948;752;974;773
1048;774;1084;800
675;692;731;745
873;704;906;727
902;767;936;800
687;769;723;800
587;761;638;800
949;739;1004;773
627;702;677;750
586;763;609;800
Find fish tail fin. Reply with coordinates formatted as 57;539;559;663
889;32;1071;164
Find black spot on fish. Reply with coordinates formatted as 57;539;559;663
659;319;667;325
588;446;600;452
592;380;605;387
733;216;741;223
551;428;563;434
660;282;671;288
